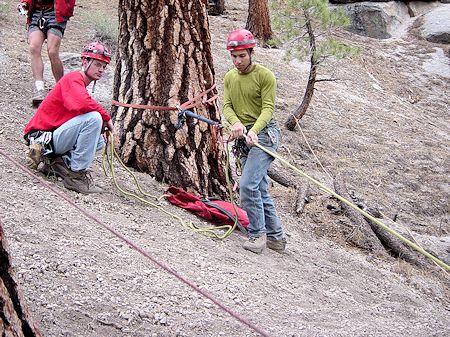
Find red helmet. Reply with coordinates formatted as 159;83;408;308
226;29;256;51
81;42;111;64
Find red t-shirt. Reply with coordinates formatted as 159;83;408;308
24;71;111;135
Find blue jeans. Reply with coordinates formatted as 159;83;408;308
239;124;284;240
52;112;105;171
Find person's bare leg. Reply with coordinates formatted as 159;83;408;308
28;30;46;83
47;33;63;82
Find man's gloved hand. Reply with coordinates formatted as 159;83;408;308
17;2;28;15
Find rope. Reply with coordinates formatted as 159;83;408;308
0;148;271;337
102;134;236;240
112;84;218;111
252;142;450;272
254;143;450;271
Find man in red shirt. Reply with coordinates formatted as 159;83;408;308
17;0;75;106
24;42;114;194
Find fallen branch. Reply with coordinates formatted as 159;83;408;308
334;173;386;254
268;162;310;214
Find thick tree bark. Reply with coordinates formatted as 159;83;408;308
0;224;42;337
112;0;228;197
285;13;318;131
246;0;272;45
208;0;225;15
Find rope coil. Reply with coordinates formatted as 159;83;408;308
102;133;240;240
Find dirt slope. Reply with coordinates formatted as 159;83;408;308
0;0;449;336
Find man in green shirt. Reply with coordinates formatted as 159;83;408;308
223;29;286;254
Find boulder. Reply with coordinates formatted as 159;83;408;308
406;1;441;17
339;2;410;39
420;5;450;43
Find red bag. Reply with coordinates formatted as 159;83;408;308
165;186;249;231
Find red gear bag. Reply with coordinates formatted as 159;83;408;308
165;187;249;231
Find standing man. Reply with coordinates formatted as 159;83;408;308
24;42;114;194
223;28;286;254
17;0;75;106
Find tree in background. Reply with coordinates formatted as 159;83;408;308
208;0;225;15
112;0;228;197
246;0;273;45
270;0;358;130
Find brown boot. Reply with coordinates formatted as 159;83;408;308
63;170;104;194
25;142;44;170
267;237;287;253
39;157;71;178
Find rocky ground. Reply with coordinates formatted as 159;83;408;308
0;0;449;336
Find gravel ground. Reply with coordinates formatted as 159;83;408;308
0;0;449;336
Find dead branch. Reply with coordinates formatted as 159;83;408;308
334;173;386;254
268;162;310;214
334;173;428;268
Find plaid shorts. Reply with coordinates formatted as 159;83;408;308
28;8;67;38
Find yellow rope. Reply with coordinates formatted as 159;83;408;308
253;142;450;272
102;134;235;239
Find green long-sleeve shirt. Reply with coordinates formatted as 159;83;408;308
223;64;276;134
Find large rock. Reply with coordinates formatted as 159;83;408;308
420;6;450;43
340;2;410;39
406;1;441;17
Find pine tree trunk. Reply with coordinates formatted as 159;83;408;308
246;0;272;45
0;224;43;337
112;0;228;197
208;0;225;15
285;14;317;131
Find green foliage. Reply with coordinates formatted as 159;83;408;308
269;0;358;63
81;11;118;48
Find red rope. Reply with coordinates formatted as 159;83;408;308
0;148;272;337
112;84;217;111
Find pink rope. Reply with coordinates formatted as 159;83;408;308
0;148;272;337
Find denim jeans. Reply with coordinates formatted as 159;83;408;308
239;123;284;240
52;112;105;171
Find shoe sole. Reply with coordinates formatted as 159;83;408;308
32;98;44;107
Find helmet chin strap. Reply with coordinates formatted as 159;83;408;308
82;58;97;93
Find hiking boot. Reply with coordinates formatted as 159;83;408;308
25;142;44;170
39;157;70;178
32;88;46;107
63;170;104;194
267;237;287;253
242;234;267;254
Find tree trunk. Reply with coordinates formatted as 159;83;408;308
208;0;225;15
246;0;272;45
0;224;43;337
285;13;318;131
112;0;228;197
